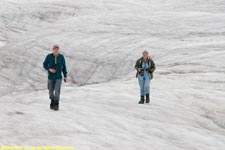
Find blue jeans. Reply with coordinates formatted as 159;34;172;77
138;75;150;96
48;79;62;102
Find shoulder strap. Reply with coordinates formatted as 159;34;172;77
140;58;143;68
147;57;150;66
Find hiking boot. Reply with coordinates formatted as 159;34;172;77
146;94;150;103
53;102;59;111
50;99;54;109
138;96;145;104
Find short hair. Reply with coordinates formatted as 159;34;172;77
53;44;59;49
143;50;148;55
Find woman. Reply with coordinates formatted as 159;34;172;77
135;51;156;104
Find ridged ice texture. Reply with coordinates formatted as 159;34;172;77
0;1;225;149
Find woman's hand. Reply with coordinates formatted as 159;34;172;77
137;68;142;72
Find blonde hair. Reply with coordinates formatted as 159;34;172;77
53;44;59;49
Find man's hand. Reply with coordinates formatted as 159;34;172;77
49;68;56;73
64;78;67;83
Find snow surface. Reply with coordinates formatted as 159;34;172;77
0;0;225;149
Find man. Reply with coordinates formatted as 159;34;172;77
135;51;155;104
43;45;67;110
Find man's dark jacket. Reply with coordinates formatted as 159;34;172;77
43;53;67;80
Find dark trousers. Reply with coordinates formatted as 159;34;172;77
48;79;62;102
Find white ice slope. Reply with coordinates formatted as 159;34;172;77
1;0;224;95
0;0;225;149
